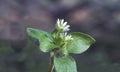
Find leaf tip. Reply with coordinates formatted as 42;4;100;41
26;28;32;32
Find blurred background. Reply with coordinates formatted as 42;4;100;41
0;0;120;72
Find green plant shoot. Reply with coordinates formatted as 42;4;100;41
26;19;95;72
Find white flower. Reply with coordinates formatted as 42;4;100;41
56;19;70;32
62;32;73;41
65;35;73;40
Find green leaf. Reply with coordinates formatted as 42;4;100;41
26;28;56;52
60;47;68;56
51;29;58;39
67;32;95;54
54;55;77;72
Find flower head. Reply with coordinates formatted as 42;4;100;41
62;32;73;41
56;19;70;32
65;35;73;41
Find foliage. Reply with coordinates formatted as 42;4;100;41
26;19;95;72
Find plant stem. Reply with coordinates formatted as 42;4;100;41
48;52;54;72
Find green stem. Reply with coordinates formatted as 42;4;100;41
48;52;54;72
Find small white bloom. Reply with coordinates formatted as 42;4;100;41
65;35;73;40
56;19;70;32
62;32;73;41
